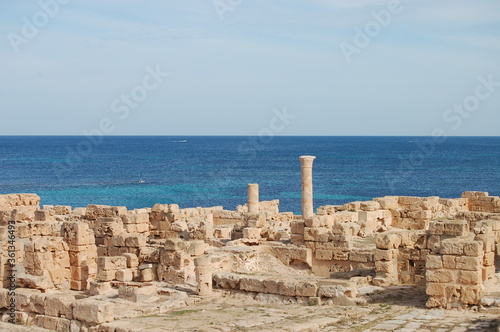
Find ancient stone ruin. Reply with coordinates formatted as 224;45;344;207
0;156;500;331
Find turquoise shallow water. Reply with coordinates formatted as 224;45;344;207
0;136;498;213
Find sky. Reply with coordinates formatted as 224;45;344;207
0;0;499;136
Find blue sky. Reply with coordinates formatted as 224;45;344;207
0;0;499;135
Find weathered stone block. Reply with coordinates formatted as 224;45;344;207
459;271;481;285
374;249;397;261
295;280;318;297
242;227;261;240
455;256;481;271
425;255;443;269
349;251;373;263
461;285;481;305
318;284;346;298
89;281;113;296
118;284;157;303
45;294;75;319
375;232;401;249
483;252;495;266
463;241;483;257
116;270;133;282
165;238;187;251
443;220;468;236
263;278;279;294
375;260;395;274
425;270;454;283
97;256;127;271
96;270;116;282
440;239;463;255
122;253;139;268
315;249;332;261
72;300;114;324
240;276;266;293
442;255;456;269
290;221;305;234
428;222;444;236
277;279;297;296
426;283;445;296
475;234;495;253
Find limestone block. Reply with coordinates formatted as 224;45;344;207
97;256;127;271
360;201;381;211
375;260;395;274
165;238;187;251
116;270;134;282
426;283;445;296
242;227;261;240
440;239;464;255
290;221;305;234
277;279;297;296
426;255;443;269
263;279;279;294
442;255;456;269
29;293;46;314
141;268;154;282
463;241;483;257
455;256;481;271
443;220;468;236
122;213;149;224
305;216;320;227
118;284;157;303
246;213;266;228
459;270;481;285
290;234;304;245
318;284;346;298
332;249;349;261
89;282;112;296
122;253;139;268
461;285;481;305
349;251;373;263
483;265;495;281
213;273;240;289
425;270;454;283
72;300;114;324
304;227;329;242
475;234;495;253
483;252;495;266
45;294;75;319
70;266;89;281
428;222;444;236
34;210;53;222
374;196;400;210
374;249;398;261
375;232;401;249
124;234;147;247
426;235;441;252
214;227;232;238
315;249;332;261
295;281;318;297
96;270;116;282
240;276;266;293
42;316;60;330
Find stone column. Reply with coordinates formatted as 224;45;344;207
299;156;316;220
194;256;212;296
247;183;259;214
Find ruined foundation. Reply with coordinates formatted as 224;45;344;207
1;157;500;331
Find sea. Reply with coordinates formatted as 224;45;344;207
0;136;498;214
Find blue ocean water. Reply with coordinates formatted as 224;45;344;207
0;136;498;214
